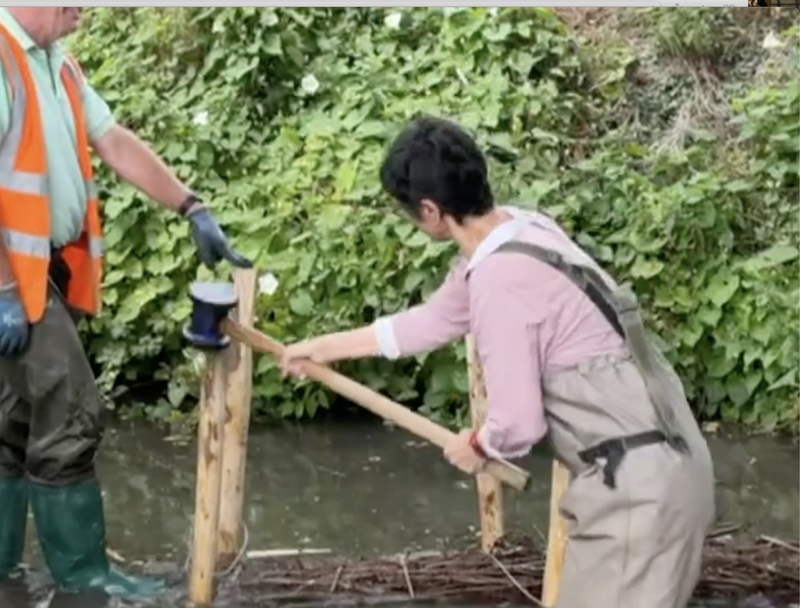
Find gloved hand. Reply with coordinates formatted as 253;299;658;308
0;283;29;357
187;206;253;270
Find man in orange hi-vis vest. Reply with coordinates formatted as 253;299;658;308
0;8;252;601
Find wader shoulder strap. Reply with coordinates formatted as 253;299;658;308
493;240;689;452
495;241;626;338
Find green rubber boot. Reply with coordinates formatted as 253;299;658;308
0;477;28;581
30;478;166;599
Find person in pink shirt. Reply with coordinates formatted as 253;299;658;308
281;115;715;608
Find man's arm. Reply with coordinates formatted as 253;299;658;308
82;81;193;213
470;257;548;460
82;78;251;268
373;258;471;359
91;125;193;213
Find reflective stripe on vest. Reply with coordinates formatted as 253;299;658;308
0;25;104;321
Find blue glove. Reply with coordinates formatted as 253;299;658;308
187;206;253;270
0;284;29;357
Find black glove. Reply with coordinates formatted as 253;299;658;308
185;202;253;270
0;283;29;357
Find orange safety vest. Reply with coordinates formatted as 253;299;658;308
0;23;103;323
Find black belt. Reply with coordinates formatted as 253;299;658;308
49;246;72;297
578;430;685;489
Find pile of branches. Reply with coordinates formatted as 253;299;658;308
227;533;799;606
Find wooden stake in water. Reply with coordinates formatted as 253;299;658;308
217;268;258;569
465;334;505;552
542;460;571;606
189;349;230;605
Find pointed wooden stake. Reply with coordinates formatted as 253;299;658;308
465;334;505;552
216;268;258;569
542;460;571;606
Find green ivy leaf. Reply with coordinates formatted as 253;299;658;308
630;256;664;279
704;274;740;308
288;291;315;316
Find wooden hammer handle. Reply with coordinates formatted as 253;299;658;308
221;319;531;491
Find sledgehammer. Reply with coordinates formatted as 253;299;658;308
184;281;531;491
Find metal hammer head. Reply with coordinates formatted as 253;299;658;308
183;282;238;350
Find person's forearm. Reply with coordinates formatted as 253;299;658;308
375;305;469;360
373;263;472;360
95;126;193;212
318;326;382;362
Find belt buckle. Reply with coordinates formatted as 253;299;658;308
598;439;626;490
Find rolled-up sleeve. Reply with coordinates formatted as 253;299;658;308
81;80;116;142
470;258;548;460
373;259;471;360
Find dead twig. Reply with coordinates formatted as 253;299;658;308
330;564;344;593
230;533;799;605
488;553;543;607
247;548;332;559
399;554;414;599
760;535;800;554
707;524;744;539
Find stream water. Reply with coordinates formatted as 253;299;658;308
1;418;798;608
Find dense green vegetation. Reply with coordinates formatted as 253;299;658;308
71;8;799;430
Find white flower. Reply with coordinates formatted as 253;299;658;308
193;110;209;126
301;74;319;95
762;32;784;50
384;12;402;29
258;272;279;296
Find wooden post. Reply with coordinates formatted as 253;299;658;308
189;349;230;606
216;269;258;569
542;460;571;606
465;334;504;552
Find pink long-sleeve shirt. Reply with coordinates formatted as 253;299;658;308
373;207;628;460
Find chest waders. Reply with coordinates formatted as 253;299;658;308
491;240;692;489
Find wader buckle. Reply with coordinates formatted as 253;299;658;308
578;430;678;489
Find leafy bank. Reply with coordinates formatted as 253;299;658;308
70;8;799;429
